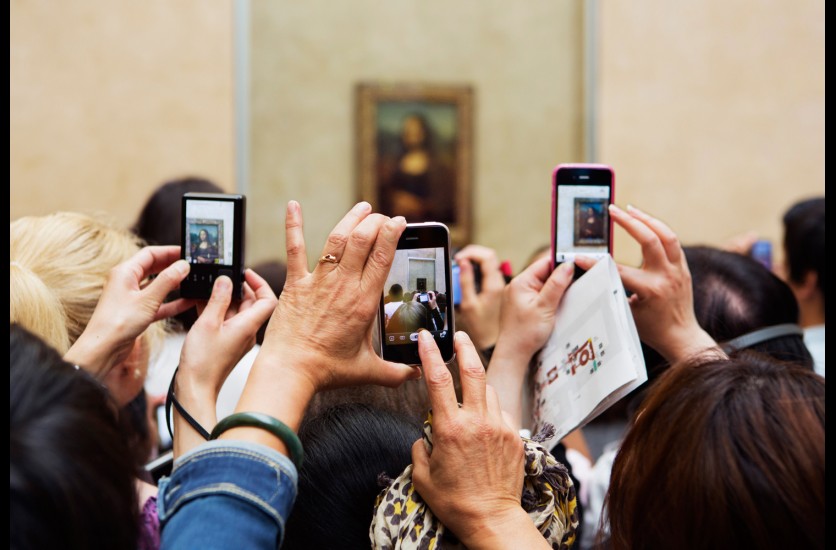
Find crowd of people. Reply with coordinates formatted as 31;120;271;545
10;180;825;549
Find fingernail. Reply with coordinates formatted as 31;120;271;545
392;216;406;226
608;204;624;215
411;366;422;380
558;261;575;276
626;204;644;216
174;260;190;275
215;276;231;291
454;331;470;343
418;329;432;342
354;201;371;213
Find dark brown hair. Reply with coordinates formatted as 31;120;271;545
10;324;139;550
605;352;824;550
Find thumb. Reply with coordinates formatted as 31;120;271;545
199;276;234;327
372;357;422;388
539;261;574;309
144;259;190;305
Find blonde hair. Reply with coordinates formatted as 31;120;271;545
10;212;161;355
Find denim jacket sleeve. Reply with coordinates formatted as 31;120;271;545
157;440;298;550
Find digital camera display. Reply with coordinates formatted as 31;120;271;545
382;247;450;346
184;199;236;266
555;184;611;264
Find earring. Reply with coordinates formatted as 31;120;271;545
133;368;142;380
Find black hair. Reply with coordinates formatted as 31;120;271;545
132;176;225;246
283;403;421;550
132;176;224;329
388;283;404;299
685;246;813;368
10;324;139;550
783;197;825;319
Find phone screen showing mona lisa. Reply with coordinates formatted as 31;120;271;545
552;164;614;267
180;192;246;300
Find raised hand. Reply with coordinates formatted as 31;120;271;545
64;245;194;379
575;204;718;363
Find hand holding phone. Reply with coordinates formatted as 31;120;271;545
180;192;246;300
551;163;615;280
379;222;455;365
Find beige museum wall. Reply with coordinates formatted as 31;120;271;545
599;0;825;267
248;1;585;270
10;0;235;226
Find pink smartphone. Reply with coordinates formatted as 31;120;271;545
550;163;615;278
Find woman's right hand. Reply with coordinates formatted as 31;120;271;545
486;257;574;428
455;244;507;350
173;270;278;457
575;204;718;363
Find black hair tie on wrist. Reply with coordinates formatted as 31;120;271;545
165;366;211;441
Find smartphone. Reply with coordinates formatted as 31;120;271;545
451;262;462;306
380;222;455;365
551;163;615;279
180;192;246;300
749;239;772;270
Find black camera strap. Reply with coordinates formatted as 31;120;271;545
165;366;212;442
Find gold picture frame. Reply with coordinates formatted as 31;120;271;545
356;82;473;245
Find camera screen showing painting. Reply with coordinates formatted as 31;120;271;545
184;199;235;266
381;247;450;346
555;185;611;263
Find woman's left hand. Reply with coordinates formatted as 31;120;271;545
64;246;195;378
412;331;546;549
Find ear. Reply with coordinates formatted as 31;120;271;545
795;270;820;302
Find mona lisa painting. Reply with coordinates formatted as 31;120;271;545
356;82;473;245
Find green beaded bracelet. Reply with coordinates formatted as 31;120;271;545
210;412;304;470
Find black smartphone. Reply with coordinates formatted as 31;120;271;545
180;192;246;300
551;163;615;279
380;222;455;365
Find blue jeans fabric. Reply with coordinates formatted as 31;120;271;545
158;440;298;550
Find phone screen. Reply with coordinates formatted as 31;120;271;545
380;223;454;364
184;199;236;266
553;166;613;266
382;247;449;344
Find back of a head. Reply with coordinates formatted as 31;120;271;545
388;302;427;334
783;197;826;317
10;212;144;353
685;246;813;367
132;176;225;246
388;283;404;301
283;403;421;550
606;353;824;550
10;324;138;550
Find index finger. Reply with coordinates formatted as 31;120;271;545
608;204;668;269
125;246;183;281
418;330;458;420
625;205;682;264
